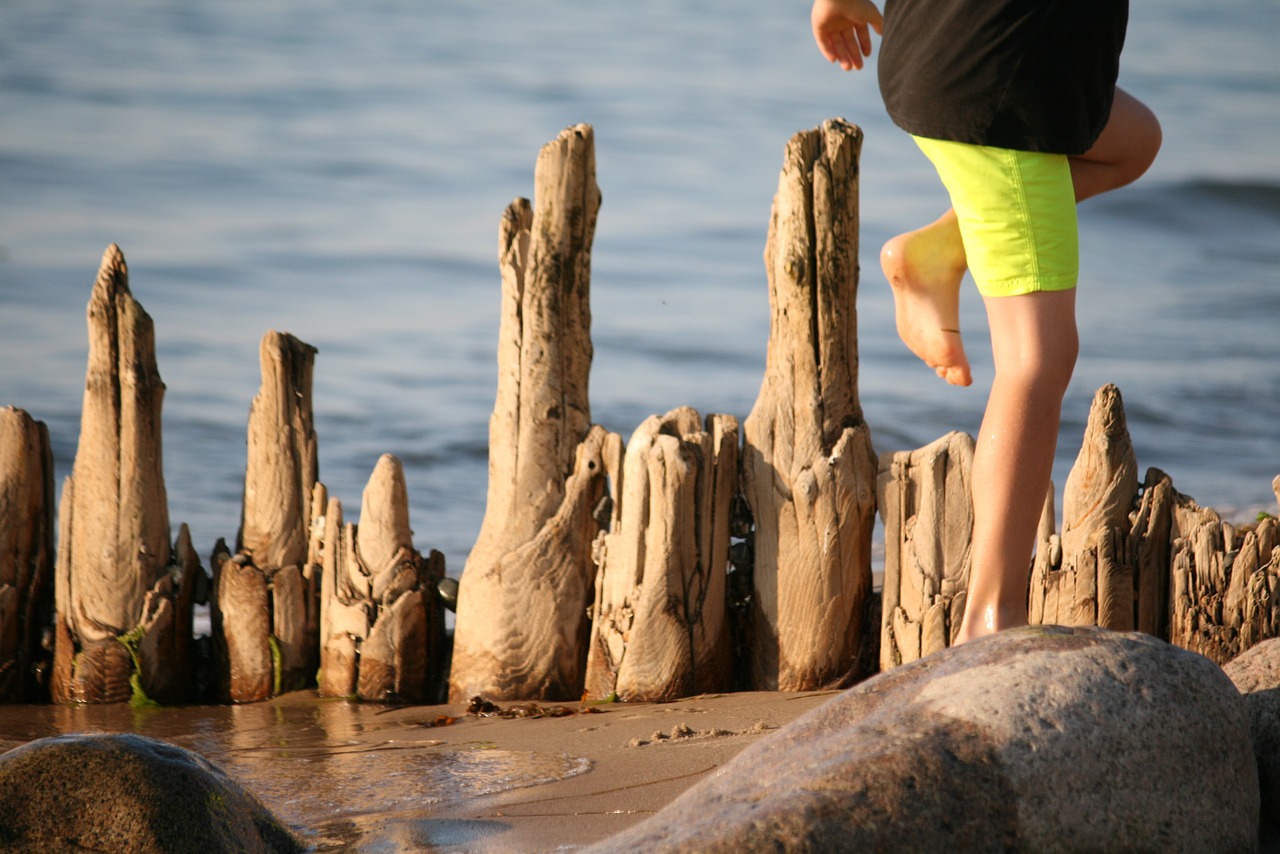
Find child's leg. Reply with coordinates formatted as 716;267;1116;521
956;288;1077;640
880;87;1160;389
954;90;1159;640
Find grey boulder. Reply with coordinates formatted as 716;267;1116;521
1225;636;1280;843
0;732;303;853
593;625;1258;853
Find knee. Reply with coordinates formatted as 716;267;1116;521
1033;336;1078;398
1129;102;1162;182
1005;327;1079;398
1116;90;1163;186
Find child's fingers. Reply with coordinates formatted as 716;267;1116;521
840;32;865;69
815;32;840;65
818;28;862;70
811;6;881;70
855;22;874;57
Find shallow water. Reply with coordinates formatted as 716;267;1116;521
0;696;590;849
0;1;1278;839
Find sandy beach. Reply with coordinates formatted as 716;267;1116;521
299;690;838;852
0;689;838;852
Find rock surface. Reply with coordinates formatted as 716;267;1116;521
0;733;302;853
1225;637;1280;842
591;625;1258;853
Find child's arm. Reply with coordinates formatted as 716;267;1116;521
811;0;884;71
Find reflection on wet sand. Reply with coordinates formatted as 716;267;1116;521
0;692;590;850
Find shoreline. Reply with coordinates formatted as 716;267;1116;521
0;689;838;852
346;691;836;852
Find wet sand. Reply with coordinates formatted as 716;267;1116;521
0;689;837;852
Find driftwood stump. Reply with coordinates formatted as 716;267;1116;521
316;454;446;703
51;245;191;704
741;119;878;691
132;524;202;704
877;431;973;669
213;330;320;702
449;124;605;702
583;408;738;702
1129;468;1176;638
0;407;55;702
451;426;611;701
1169;491;1280;664
1029;384;1139;629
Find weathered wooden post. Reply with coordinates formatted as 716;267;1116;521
1232;516;1279;653
212;329;320;702
1168;492;1280;664
51;245;198;705
316;454;446;703
741;119;879;691
583;407;738;702
1128;467;1176;638
1028;384;1139;629
449;124;609;702
877;431;973;669
0;407;55;702
132;523;203;704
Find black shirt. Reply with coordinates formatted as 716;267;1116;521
878;0;1128;155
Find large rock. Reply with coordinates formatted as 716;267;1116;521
0;733;302;853
592;626;1258;853
1225;637;1280;842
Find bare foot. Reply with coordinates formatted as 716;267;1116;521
953;603;1029;645
880;215;972;387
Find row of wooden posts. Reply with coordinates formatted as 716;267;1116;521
2;120;1277;706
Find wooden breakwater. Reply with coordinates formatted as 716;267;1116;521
878;386;1280;670
2;120;1277;706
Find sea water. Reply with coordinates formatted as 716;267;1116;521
1;0;1277;841
2;0;1277;572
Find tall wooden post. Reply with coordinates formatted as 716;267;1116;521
741;119;878;691
52;245;186;704
213;329;320;702
449;125;607;701
0;407;55;702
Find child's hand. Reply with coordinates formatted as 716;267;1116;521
811;0;883;71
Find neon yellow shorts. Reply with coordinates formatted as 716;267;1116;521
913;136;1078;298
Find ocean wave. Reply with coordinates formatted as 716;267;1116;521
1098;177;1280;223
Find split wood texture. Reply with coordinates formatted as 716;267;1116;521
212;329;320;702
583;407;738;702
1024;383;1280;663
51;245;197;704
1029;384;1139;629
741;118;879;691
0;407;55;702
449;124;605;702
317;454;446;703
1168;494;1280;665
877;431;974;670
